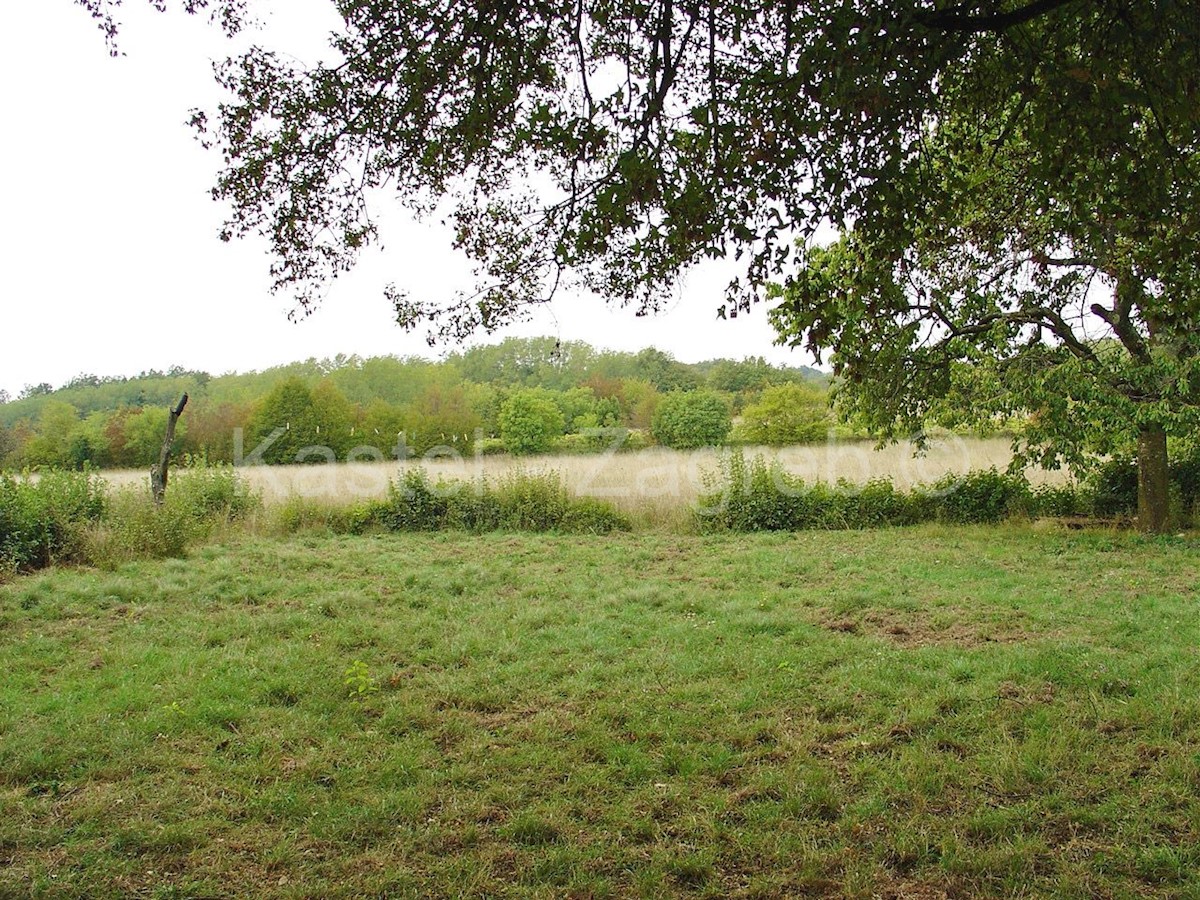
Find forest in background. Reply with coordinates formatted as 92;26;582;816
0;338;830;470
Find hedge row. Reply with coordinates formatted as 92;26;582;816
695;451;1200;532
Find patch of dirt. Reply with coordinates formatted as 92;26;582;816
874;879;957;900
996;680;1056;705
818;608;1037;648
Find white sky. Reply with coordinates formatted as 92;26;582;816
0;1;816;398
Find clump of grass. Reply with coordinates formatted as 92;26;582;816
78;488;193;567
167;465;260;524
78;468;261;568
366;469;630;534
266;495;376;537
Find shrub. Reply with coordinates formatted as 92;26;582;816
167;466;260;524
696;451;1065;532
695;453;918;531
737;383;832;445
270;496;377;536
471;471;573;531
924;469;1033;524
555;427;651;455
1088;457;1139;517
373;469;451;531
1082;447;1200;525
652;391;732;449
1172;447;1200;525
79;489;192;568
499;390;566;456
1030;483;1088;518
476;437;509;456
0;470;107;572
369;469;630;534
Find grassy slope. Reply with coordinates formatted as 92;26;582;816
1;527;1198;898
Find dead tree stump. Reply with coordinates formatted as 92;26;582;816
151;393;189;507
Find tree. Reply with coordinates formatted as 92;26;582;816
739;383;832;446
23;401;74;466
20;384;53;401
619;380;661;431
180;400;255;464
360;399;407;456
705;358;779;396
498;389;566;456
76;0;245;55
652;391;731;449
767;5;1200;531
308;380;357;459
451;338;597;391
92;1;1199;528
404;383;484;456
0;423;14;466
631;349;700;393
247;377;317;464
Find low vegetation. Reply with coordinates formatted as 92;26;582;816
368;470;630;535
696;451;1200;532
2;528;1198;897
0;466;633;577
5;440;1198;577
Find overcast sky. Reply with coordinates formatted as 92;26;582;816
0;1;817;398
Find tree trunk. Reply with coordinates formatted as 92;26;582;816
151;394;189;507
1137;423;1169;533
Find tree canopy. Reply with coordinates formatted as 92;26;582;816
83;0;1200;528
0;339;824;469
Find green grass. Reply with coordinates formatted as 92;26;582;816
1;527;1199;898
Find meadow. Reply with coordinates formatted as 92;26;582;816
2;527;1199;898
96;436;1063;524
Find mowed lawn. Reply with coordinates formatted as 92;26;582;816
2;528;1199;898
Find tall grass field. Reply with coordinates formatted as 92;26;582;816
95;437;1063;525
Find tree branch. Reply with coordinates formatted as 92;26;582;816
917;0;1079;33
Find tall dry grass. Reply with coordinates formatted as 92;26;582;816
97;437;1065;528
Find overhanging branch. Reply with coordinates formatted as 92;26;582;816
917;0;1079;33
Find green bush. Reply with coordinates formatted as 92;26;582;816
79;469;260;568
1088;457;1139;517
270;496;377;536
368;469;629;534
652;391;732;449
1030;483;1087;518
1085;446;1200;525
80;489;193;567
476;437;509;456
925;469;1033;524
696;451;1084;532
1172;449;1200;525
555;427;652;455
499;390;566;455
737;383;832;445
373;470;452;531
167;466;260;524
0;470;107;572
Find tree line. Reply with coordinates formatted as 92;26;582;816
0;339;830;469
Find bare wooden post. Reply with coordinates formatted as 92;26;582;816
151;393;189;507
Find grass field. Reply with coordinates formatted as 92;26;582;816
2;526;1198;897
95;436;1066;524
